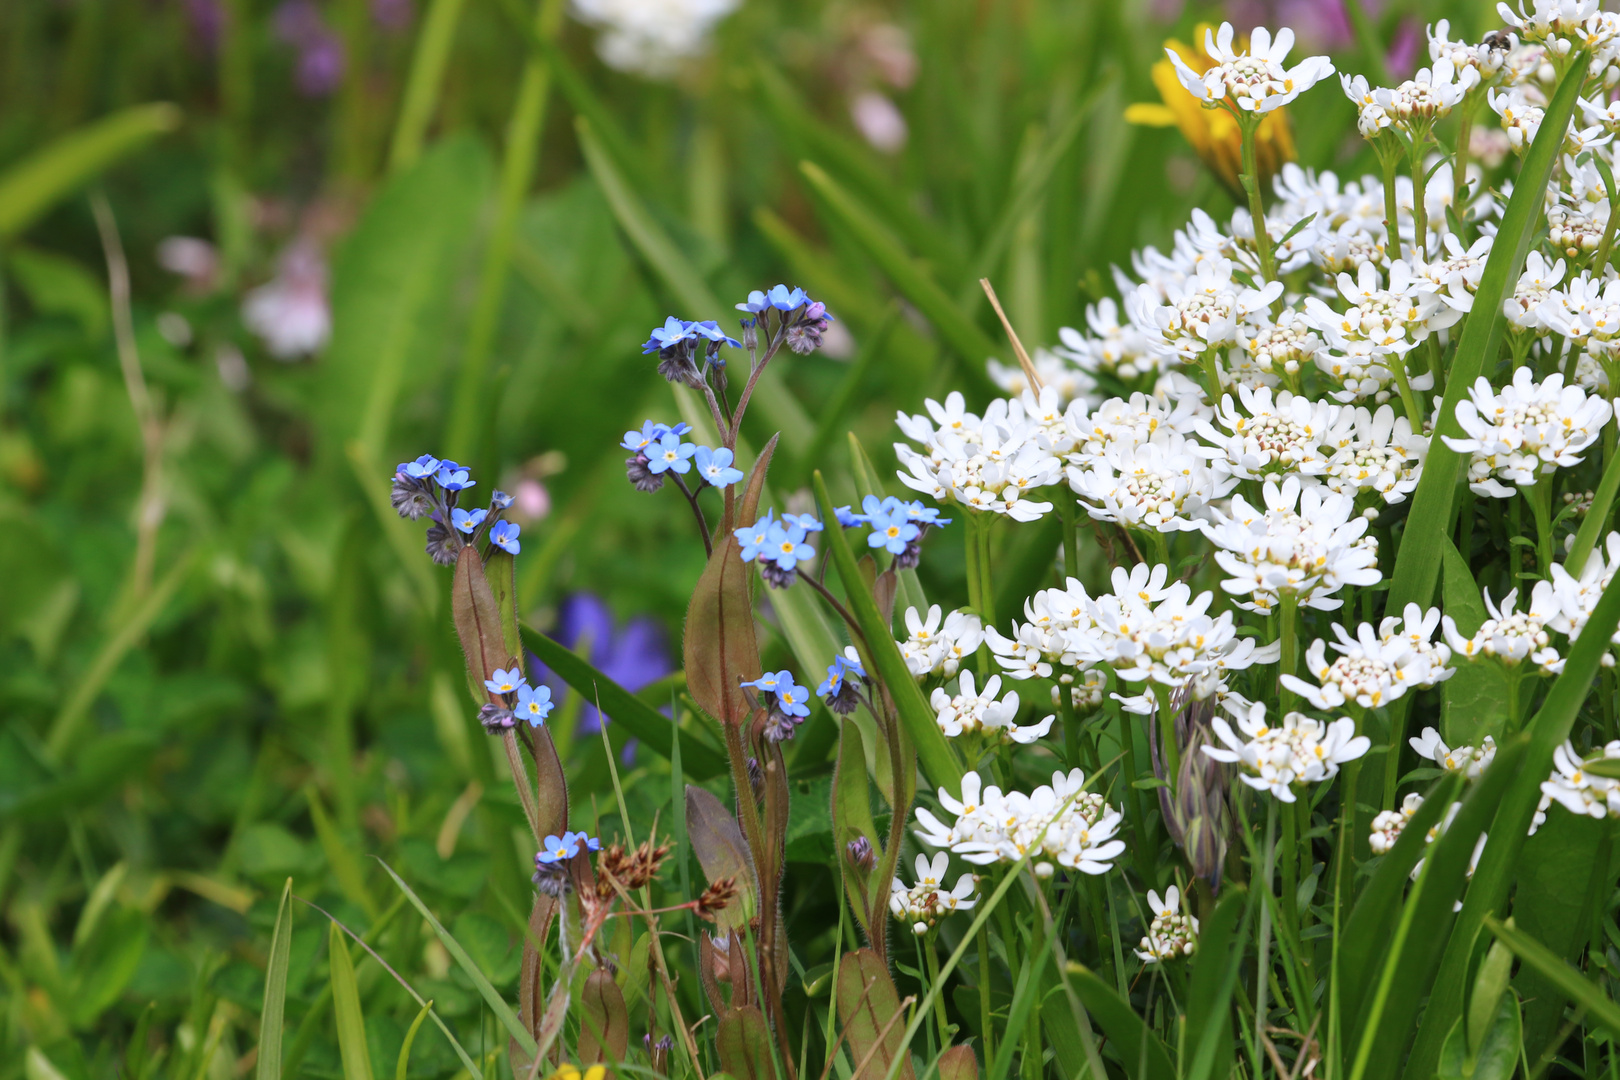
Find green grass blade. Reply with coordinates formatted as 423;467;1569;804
1065;964;1176;1080
1402;566;1620;1079
1184;886;1251;1080
812;470;963;791
328;921;376;1080
1483;915;1620;1032
374;856;539;1058
520;622;727;779
1565;440;1620;574
387;0;468;173
0;104;180;240
1384;49;1592;618
255;880;293;1080
576;116;812;453
396;999;436;1080
305;786;378;920
988;940;1053;1080
798;162;1002;400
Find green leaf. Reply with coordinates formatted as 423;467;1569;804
685;785;758;931
1485;915;1620;1033
1404;560;1620;1080
1440;540;1508;746
1385;49;1591;618
1439;993;1522;1080
836;948;918;1080
1513;811;1610;1058
717;1005;775;1080
387;0;469;173
374;856;538;1058
305;787;377;920
1064;963;1176;1080
321;133;491;460
256;880;293;1080
577;118;811;453
988;939;1052;1080
395;999;435;1080
0;104;180;239
1184;886;1249;1080
937;1044;979;1080
832;721;881;939
328;921;376;1080
798;162;1001;400
522;623;726;779
813;470;963;792
579;967;630;1065
7;246;107;337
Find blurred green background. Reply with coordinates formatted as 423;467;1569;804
0;0;1481;1075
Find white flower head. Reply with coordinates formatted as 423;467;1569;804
1281;620;1453;711
890;852;978;933
1441;368;1612;497
1135;886;1200;962
1166;23;1335;114
1409;726;1498;779
930;670;1054;745
900;605;984;679
1369;792;1426;854
915;769;1125;876
1203;699;1370;801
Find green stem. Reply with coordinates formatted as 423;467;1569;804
1280;788;1300;950
388;0;469;174
1597;198;1620;272
978;513;996;630
977;919;995;1064
1278;593;1300;716
1255;798;1279;1057
1380;151;1403;265
1386;348;1425;431
1507;665;1524;734
1530;473;1556;575
1059;681;1082;771
1023;907;1044;1080
1238;114;1277;285
1410;134;1430;258
1454;105;1475;240
1155;683;1181;790
924;935;951;1049
1328;757;1360;1080
1202;348;1227;405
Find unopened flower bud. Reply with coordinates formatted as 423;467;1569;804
478;703;515;732
846;836;877;873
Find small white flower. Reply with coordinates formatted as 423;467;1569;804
1067;433;1238;533
890;853;978;932
916;769;1126;875
1409;726;1498;779
929;670;1054;745
1369;792;1425;854
1203;700;1370;801
1441;367;1612;497
1135;886;1200;962
570;0;740;77
1166;23;1335;114
1281;620;1453;711
1440;584;1564;673
899;605;984;679
1540;739;1620;821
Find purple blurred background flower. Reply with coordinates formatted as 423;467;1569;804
274;0;345;96
1221;0;1353;52
371;0;413;32
180;0;225;54
530;594;672;753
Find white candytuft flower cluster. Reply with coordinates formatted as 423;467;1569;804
889;853;978;936
899;605;984;679
1204;700;1371;802
914;770;1126;875
1135;887;1200;962
1410;727;1499;779
930;671;1054;745
1282;616;1454;711
1369;792;1425;854
1540;739;1620;821
1443;369;1612;497
894;392;1063;521
569;0;740;77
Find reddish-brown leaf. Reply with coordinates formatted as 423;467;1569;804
837;948;917;1080
579;967;630;1064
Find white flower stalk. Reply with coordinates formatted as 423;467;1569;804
986;577;1101;680
1067;433;1239;533
914;769;1126;875
1410;726;1499;778
1441;584;1565;673
1539;272;1620;356
1304;260;1461;368
1281;620;1454;711
1166;23;1335;114
895;392;1062;521
1196;385;1353;479
1129;257;1283;366
1540;739;1620;821
1204;700;1370;801
1321;404;1428;506
889;853;977;935
899;605;984;679
1054;299;1165;384
1135;887;1200;962
1420;233;1494;312
1342;73;1394;138
1079;567;1280;698
1442;368;1612;497
930;671;1054;745
1201;476;1382;614
1545;533;1620;659
1369;792;1425;853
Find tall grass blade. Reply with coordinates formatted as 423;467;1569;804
374;856;539;1057
387;0;468;173
328;921;376;1080
1483;914;1620;1031
255;879;293;1080
395;999;435;1080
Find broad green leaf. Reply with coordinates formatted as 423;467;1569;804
685;785;758;931
814;470;963;792
1485;915;1620;1033
832;721;881;940
577;118;811;453
328;921;376;1080
1439;994;1522;1080
1513;812;1609;1059
0;104;180;239
322;134;491;460
395;999;435;1080
1384;50;1591;617
256;880;293;1080
1403;564;1620;1080
522;623;726;779
1065;963;1176;1080
1352;742;1523;1080
374;857;538;1058
1184;886;1249;1080
717;1005;774;1080
837;948;918;1080
1441;539;1507;746
579;967;630;1064
799;162;1001;401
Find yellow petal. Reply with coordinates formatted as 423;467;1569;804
1125;102;1179;127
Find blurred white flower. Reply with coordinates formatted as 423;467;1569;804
570;0;739;77
1409;726;1498;778
243;240;330;359
850;91;908;153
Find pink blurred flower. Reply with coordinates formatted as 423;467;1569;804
851;91;907;154
512;478;552;524
860;24;917;90
243;241;330;359
157;236;220;294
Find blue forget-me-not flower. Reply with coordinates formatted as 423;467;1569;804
694;446;745;487
491;520;522;555
515;683;553;726
452;507;487;534
647;432;697;475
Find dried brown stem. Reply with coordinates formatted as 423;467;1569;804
980;278;1043;393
